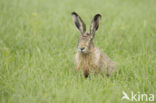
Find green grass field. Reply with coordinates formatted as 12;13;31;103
0;0;156;103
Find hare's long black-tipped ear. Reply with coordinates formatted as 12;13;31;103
72;12;86;34
90;14;101;37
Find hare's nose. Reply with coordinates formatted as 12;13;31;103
80;47;85;51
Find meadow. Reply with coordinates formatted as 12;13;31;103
0;0;156;103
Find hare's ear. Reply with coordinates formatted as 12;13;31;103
72;12;86;34
90;14;101;37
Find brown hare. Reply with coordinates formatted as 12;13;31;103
72;12;116;78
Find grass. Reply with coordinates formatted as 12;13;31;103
0;0;156;103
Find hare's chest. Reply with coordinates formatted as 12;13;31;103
75;53;98;70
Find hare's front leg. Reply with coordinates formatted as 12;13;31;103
76;64;80;71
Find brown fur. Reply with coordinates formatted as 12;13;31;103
72;12;116;77
75;47;116;77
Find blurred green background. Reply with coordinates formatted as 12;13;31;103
0;0;156;103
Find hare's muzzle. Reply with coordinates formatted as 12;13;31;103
80;47;85;51
78;47;88;54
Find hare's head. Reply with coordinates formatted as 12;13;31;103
72;12;101;54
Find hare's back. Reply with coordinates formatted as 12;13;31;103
97;48;116;72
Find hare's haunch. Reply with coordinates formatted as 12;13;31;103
72;12;116;78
